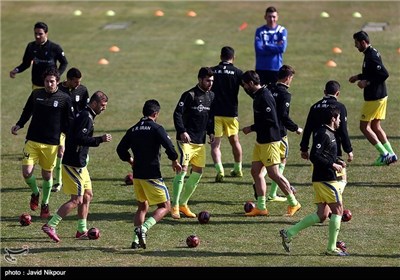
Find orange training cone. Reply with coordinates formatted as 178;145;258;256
155;10;164;17
98;58;109;65
332;47;342;54
187;11;197;17
239;22;248;31
326;60;337;67
109;46;120;52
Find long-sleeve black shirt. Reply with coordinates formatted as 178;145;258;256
16;88;74;145
15;40;68;87
58;82;89;113
62;107;103;168
268;82;299;137
310;125;338;182
250;86;281;144
173;85;215;144
357;45;389;101
210;61;243;117
300;95;352;157
116;117;178;179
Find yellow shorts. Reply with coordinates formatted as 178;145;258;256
62;165;92;195
312;181;343;204
252;141;281;167
22;140;58;171
133;178;170;205
177;142;206;168
59;133;66;147
361;97;387;121
279;135;289;159
214;116;239;137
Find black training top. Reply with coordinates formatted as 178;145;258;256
62;107;103;168
58;82;89;113
173;85;215;144
16;88;74;145
268;82;299;138
300;95;352;157
15;40;68;86
250;86;281;144
211;61;243;117
310;125;338;182
116;117;178;179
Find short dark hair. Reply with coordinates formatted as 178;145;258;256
143;99;160;117
322;105;340;125
266;6;277;14
198;67;214;79
325;80;340;95
220;46;235;61
242;70;261;86
90;91;108;103
34;22;48;33
66;68;82;79
278;65;295;80
42;67;60;82
353;31;369;43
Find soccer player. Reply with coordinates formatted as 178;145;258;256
52;67;90;192
300;80;353;193
42;91;112;242
171;67;215;219
241;70;300;217
254;6;287;86
116;99;181;249
11;67;74;219
210;46;244;182
9;22;68;89
280;106;349;256
266;65;302;202
349;30;397;166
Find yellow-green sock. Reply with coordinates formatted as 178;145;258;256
25;175;39;195
286;193;298;207
233;162;242;172
48;213;63;228
327;214;342;251
256;195;267;210
77;219;87;233
287;213;320;238
42;179;52;205
143;217;156;233
383;142;394;154
374;142;388;155
215;163;224;174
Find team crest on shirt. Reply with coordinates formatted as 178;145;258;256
179;101;184;107
82;128;88;134
377;65;381;70
53;101;58;107
75;96;80;102
316;144;321;149
285;102;290;108
265;107;271;112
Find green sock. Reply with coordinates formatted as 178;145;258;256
172;172;186;207
25;175;39;195
256;195;267;210
48;213;63;228
374;142;388;155
215;163;224;174
383;142;394;154
233;162;242;172
327;214;342;251
54;157;62;185
77;219;87;233
180;172;202;205
286;193;298;207
143;217;156;233
287;213;320;238
42;179;52;205
269;163;285;197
